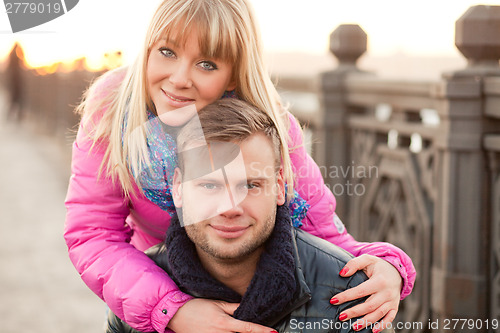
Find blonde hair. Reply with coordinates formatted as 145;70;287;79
78;0;294;199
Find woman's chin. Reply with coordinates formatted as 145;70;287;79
157;104;198;127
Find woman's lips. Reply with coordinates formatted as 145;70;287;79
210;225;249;239
161;89;195;107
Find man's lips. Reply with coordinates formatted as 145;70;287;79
210;225;250;239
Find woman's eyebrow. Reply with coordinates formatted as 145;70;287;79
162;37;180;48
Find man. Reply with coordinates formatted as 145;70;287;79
107;99;372;333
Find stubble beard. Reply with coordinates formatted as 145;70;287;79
184;205;277;262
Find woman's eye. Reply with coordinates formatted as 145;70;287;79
159;47;175;58
198;61;217;71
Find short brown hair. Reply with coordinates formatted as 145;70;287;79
177;99;281;172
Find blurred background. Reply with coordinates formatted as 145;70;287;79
1;1;499;332
0;0;480;77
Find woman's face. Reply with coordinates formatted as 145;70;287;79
147;28;236;126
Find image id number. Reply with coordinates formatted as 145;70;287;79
5;2;63;14
441;318;498;330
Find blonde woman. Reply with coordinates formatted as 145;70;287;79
64;0;415;332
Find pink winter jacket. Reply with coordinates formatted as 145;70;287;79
64;70;416;332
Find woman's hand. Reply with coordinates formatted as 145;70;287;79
167;298;277;333
330;254;402;333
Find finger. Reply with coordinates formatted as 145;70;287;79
336;293;386;322
350;302;393;331
227;317;277;333
217;301;241;316
373;310;398;333
340;254;376;277
331;279;378;305
371;309;397;333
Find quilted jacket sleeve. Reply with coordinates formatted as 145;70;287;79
64;72;192;332
286;112;416;300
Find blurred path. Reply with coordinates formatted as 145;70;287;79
0;90;104;332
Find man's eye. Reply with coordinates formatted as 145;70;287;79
198;61;217;71
201;183;218;190
159;47;175;58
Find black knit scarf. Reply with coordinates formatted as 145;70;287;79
163;204;297;326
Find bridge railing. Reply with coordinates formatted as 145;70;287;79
278;5;500;332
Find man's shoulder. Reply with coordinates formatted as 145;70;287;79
294;228;354;264
293;228;368;286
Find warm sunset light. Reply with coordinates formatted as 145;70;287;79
8;44;123;75
0;0;489;71
33;62;59;76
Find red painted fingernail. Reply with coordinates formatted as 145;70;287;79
339;313;348;321
353;323;363;331
340;267;349;276
330;297;339;305
372;328;381;333
270;331;278;333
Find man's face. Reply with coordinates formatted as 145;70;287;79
172;132;285;261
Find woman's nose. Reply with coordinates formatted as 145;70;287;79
169;62;192;89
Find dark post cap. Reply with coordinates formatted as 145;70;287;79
329;24;367;69
455;5;500;68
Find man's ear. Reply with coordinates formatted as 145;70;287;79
172;167;183;208
276;168;286;206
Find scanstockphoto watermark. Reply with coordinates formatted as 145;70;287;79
3;0;79;33
288;318;355;331
287;319;424;332
287;318;500;332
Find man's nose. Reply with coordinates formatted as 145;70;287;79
169;62;192;89
218;201;244;219
216;186;246;218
